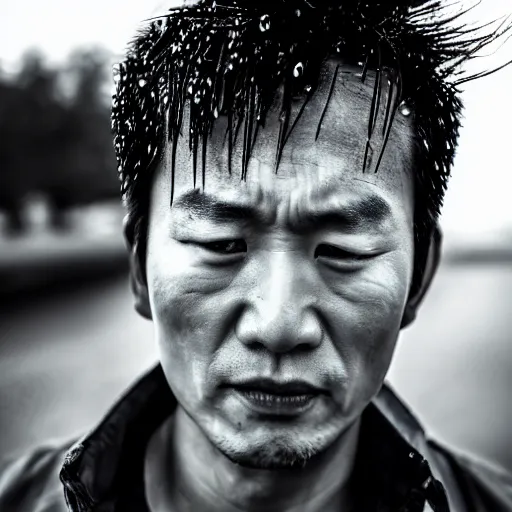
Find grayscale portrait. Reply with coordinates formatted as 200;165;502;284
0;0;511;511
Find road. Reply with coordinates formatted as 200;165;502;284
1;262;511;472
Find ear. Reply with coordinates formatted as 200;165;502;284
123;215;152;320
400;224;442;329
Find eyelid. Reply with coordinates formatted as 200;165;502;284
314;243;377;260
196;239;247;255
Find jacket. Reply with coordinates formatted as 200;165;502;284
1;364;511;511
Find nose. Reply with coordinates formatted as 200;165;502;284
235;250;323;353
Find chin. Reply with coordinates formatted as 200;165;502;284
212;428;335;470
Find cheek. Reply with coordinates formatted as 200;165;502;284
321;264;410;414
327;256;411;378
146;243;220;406
145;230;237;382
145;230;213;379
147;239;199;339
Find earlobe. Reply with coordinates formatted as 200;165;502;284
124;216;152;320
400;225;442;329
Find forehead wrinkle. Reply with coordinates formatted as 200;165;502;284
185;63;412;181
323;92;413;168
198;141;284;224
160;62;415;223
276;72;415;180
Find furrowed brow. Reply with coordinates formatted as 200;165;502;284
172;189;266;224
292;193;392;233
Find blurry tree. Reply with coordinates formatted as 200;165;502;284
0;51;65;232
0;74;26;232
0;47;119;234
48;48;119;229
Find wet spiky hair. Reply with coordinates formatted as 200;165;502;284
112;0;511;293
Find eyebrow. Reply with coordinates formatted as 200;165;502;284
172;189;266;224
294;193;392;233
172;189;392;232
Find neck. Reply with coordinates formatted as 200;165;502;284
145;406;361;512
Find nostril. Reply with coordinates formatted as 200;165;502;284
245;339;265;351
246;337;317;355
295;340;317;352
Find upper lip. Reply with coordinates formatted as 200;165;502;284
229;378;324;396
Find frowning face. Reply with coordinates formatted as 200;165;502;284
144;62;416;469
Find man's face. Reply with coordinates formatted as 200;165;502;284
145;62;416;469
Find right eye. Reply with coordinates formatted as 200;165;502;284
199;239;247;255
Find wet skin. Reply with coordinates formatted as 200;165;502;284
141;62;418;512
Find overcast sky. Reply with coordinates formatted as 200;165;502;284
2;0;511;239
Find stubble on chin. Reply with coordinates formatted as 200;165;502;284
213;432;328;470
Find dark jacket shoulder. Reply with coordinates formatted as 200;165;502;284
431;442;512;512
0;441;73;512
2;439;512;512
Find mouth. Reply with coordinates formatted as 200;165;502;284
227;379;325;417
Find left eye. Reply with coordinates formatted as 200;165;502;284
314;244;372;261
200;239;247;255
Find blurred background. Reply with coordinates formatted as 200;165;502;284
1;0;512;475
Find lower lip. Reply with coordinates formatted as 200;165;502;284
234;389;318;416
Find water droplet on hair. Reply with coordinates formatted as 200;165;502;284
399;102;411;117
295;9;301;16
293;62;304;78
138;79;147;87
259;14;271;32
213;107;218;118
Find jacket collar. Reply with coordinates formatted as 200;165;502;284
59;364;450;512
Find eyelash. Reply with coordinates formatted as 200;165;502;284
314;244;373;261
199;239;247;255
